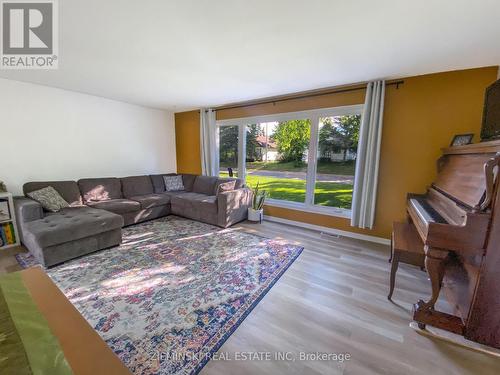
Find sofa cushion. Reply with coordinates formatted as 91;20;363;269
87;199;140;214
190;194;217;210
163;175;184;191
181;174;197;192
192;176;218;195
26;186;70;212
23;207;123;248
149;173;177;193
161;190;188;199
171;192;207;203
129;194;170;209
78;178;122;203
121;175;154;198
24;181;82;206
171;193;218;224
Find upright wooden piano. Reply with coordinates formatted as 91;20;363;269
406;139;500;348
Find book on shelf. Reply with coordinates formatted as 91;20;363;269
0;199;10;222
0;226;5;247
0;222;16;247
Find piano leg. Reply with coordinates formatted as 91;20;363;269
413;247;465;334
422;247;448;310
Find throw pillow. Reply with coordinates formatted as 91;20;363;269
163;175;185;191
27;186;69;212
216;180;236;196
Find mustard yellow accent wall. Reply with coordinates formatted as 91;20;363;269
174;66;499;238
175;110;202;175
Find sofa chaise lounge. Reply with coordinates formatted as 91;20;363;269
15;174;252;267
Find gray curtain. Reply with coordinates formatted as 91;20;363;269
351;81;385;229
200;109;219;176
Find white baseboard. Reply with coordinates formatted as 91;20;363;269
264;215;391;246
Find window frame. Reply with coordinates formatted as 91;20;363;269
216;104;363;218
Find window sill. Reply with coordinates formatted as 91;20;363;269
264;199;352;219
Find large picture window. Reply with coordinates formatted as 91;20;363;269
245;118;311;204
313;115;360;209
217;105;362;217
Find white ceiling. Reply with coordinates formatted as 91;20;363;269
1;0;500;111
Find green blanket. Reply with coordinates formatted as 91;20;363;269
0;272;73;375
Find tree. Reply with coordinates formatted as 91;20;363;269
318;118;340;159
219;126;238;167
272;120;310;165
334;115;360;160
246;124;262;161
318;115;361;161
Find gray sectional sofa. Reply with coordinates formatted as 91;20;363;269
15;174;252;267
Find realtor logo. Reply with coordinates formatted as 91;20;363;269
1;0;58;69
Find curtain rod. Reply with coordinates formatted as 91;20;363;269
200;80;404;113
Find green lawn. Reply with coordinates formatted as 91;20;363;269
317;160;355;175
244;160;355;175
244;174;353;209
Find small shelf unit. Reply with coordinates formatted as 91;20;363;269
0;192;20;250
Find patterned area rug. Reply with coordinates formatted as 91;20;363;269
16;216;303;374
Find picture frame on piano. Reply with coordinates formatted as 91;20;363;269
450;133;474;147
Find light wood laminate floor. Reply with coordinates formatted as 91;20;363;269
1;220;499;374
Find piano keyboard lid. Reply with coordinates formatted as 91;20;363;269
433;153;493;210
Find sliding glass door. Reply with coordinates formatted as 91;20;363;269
216;105;362;216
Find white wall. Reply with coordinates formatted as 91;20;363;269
0;79;176;195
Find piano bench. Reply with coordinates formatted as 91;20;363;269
388;222;425;300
